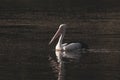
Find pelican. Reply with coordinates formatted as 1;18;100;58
49;24;81;51
49;24;83;62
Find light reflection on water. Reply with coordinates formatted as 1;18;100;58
50;48;120;80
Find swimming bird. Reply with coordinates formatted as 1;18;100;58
49;24;82;51
49;24;87;62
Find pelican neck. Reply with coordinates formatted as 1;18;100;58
57;29;66;48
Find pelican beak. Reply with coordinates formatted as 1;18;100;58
49;28;62;45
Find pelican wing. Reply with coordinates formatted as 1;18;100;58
64;43;81;51
62;43;68;46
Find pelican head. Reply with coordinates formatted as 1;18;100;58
59;24;66;29
49;24;67;45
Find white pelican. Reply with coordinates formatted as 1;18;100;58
49;24;85;62
49;24;82;51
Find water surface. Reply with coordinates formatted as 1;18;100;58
0;11;120;80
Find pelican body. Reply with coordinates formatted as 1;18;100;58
49;24;82;62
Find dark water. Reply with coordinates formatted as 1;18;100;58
0;11;120;80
